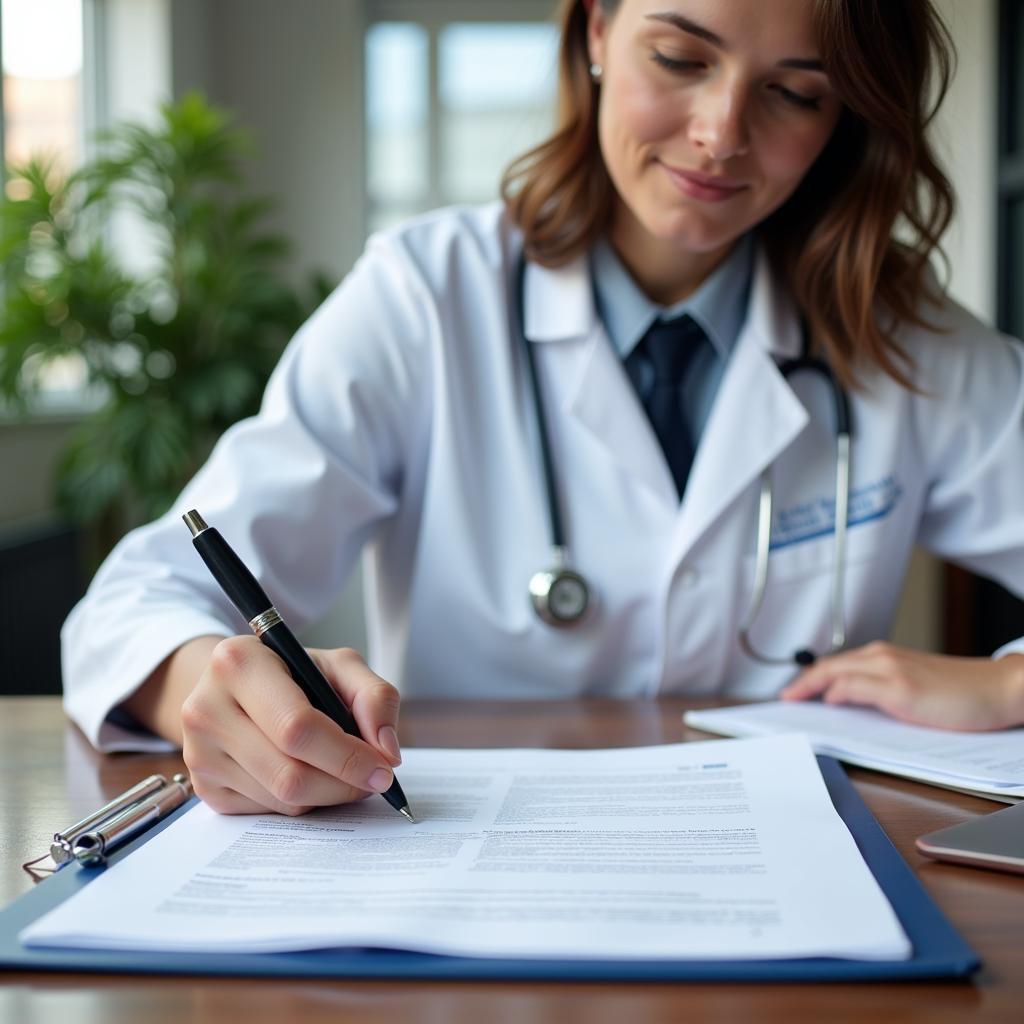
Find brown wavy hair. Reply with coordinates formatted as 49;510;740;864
501;0;956;388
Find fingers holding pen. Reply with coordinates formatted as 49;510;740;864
310;646;404;767
234;643;396;795
191;712;372;816
186;636;395;812
184;721;323;816
180;659;313;815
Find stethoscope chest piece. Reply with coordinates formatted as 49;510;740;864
529;556;590;627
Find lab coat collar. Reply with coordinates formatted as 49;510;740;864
671;245;809;558
524;251;673;501
521;239;801;356
749;240;804;361
522;254;595;342
521;244;811;546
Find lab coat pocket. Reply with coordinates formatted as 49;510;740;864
734;518;895;665
742;517;890;587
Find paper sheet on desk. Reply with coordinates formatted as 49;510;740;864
20;735;910;962
684;703;1024;799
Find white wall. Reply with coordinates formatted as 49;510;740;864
173;0;367;286
889;0;997;652
931;0;998;321
103;0;171;123
0;419;78;529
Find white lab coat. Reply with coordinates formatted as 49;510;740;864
63;202;1024;751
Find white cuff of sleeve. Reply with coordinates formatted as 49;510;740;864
64;613;232;754
93;717;178;754
993;638;1024;660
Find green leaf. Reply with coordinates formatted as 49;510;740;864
0;92;323;542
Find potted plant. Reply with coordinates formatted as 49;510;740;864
0;92;329;551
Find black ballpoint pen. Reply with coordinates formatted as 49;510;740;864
182;509;416;823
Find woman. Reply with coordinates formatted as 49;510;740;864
63;0;1024;815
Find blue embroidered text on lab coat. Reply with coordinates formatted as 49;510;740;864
770;476;903;550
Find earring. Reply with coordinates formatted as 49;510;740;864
589;62;603;82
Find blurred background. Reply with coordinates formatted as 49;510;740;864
0;0;1020;695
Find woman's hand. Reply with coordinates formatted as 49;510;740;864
779;642;1024;731
169;636;403;815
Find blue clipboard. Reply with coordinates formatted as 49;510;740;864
0;757;979;981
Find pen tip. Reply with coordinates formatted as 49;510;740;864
399;806;417;824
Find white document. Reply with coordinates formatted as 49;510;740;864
685;703;1024;800
21;735;909;961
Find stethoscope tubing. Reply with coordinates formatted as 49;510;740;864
516;252;853;662
516;254;567;552
737;356;852;666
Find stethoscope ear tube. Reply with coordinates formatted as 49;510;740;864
516;254;593;626
738;353;852;667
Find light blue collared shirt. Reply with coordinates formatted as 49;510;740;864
590;233;754;445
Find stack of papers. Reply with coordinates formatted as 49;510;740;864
21;735;910;963
685;703;1024;802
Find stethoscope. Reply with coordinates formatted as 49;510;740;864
515;254;854;667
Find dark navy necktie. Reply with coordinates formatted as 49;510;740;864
626;314;707;498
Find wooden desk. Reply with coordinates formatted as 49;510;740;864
1;697;1021;1023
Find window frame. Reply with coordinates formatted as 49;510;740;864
0;0;108;416
364;0;558;221
0;0;105;182
997;0;1024;335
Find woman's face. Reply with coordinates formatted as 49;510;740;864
588;0;843;279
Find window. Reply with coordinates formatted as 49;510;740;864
365;2;558;233
1;0;85;178
1;0;96;405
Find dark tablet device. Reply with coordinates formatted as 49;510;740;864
916;800;1024;875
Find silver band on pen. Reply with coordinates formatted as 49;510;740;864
248;607;282;638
